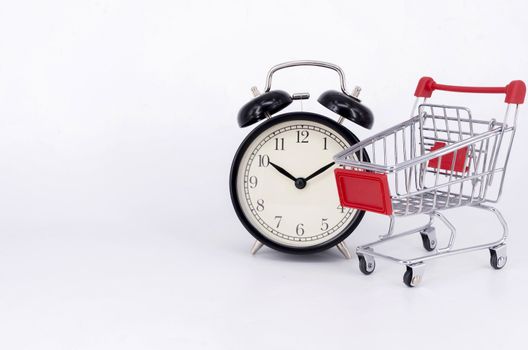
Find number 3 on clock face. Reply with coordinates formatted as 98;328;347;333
230;112;369;254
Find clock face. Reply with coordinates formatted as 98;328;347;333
230;112;365;253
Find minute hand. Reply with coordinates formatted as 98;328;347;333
305;162;335;182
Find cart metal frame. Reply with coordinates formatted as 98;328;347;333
334;77;525;286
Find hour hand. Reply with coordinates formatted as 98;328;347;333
268;161;296;182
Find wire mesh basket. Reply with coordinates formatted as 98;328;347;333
333;77;526;287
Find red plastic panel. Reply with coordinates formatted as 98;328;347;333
334;169;393;215
427;142;468;172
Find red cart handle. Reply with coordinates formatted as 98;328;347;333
414;77;526;104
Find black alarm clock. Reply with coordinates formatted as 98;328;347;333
230;61;373;256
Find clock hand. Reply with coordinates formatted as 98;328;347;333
305;162;335;182
268;161;297;182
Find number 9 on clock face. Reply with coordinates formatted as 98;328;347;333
230;112;368;254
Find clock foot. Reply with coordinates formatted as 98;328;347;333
251;240;264;255
336;241;352;259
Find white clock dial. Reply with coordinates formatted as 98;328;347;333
235;116;359;248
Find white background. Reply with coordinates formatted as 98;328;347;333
1;0;527;349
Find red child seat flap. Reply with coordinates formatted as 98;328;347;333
427;142;468;173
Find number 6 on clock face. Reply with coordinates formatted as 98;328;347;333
230;112;369;254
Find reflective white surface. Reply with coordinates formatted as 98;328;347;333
0;1;527;349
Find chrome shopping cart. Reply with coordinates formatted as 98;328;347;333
334;77;526;287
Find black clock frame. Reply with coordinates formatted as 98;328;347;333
229;111;370;255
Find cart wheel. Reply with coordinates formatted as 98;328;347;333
489;244;507;270
358;254;375;275
403;263;425;287
403;268;413;287
420;227;437;252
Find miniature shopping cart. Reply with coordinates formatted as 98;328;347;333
334;77;526;287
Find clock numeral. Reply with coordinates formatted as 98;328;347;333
258;154;270;167
248;176;258;189
320;218;329;231
256;199;264;212
274;138;285;151
337;204;345;213
274;215;282;228
295;223;304;236
323;137;328;150
296;130;309;143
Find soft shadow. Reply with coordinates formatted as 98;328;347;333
253;247;350;264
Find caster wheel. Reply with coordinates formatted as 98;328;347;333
403;264;425;287
420;227;437;252
403;268;414;287
358;254;375;275
490;246;507;270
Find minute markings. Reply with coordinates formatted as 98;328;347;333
243;123;352;241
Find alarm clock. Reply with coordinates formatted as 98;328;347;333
229;61;373;256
